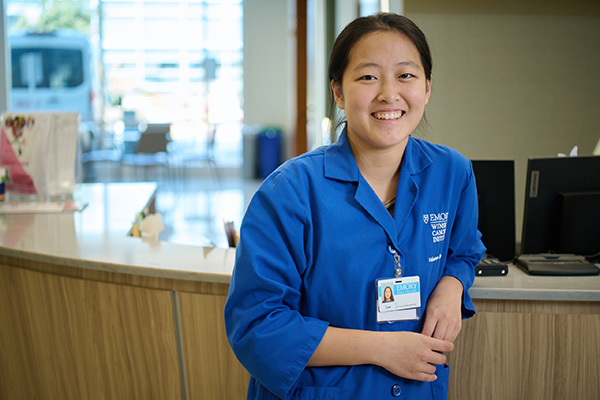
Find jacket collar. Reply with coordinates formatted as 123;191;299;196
323;129;434;241
323;130;360;182
323;129;433;181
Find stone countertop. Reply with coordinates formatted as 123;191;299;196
470;263;600;302
0;183;235;284
0;182;598;299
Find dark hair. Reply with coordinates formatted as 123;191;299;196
327;13;433;140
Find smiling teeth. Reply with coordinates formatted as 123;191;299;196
373;112;403;120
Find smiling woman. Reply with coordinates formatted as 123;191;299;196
225;12;485;400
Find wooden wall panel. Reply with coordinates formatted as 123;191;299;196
0;264;181;400
448;301;600;400
178;291;250;400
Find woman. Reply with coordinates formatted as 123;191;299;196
225;12;485;399
382;286;394;303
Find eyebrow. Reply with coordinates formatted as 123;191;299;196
353;61;420;71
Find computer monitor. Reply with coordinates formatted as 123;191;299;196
471;160;516;262
521;156;600;256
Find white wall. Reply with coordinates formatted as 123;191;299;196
244;0;405;155
243;0;296;157
406;9;600;242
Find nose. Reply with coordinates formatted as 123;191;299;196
376;79;400;103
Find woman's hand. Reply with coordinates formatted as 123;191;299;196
308;327;454;382
374;331;454;381
421;276;464;342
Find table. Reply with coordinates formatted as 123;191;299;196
0;184;597;399
448;265;600;400
0;183;248;399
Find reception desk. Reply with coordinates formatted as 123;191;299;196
449;267;599;400
0;183;598;399
0;183;248;400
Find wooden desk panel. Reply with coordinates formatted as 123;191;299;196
2;253;598;399
0;262;182;400
178;291;250;400
448;299;600;400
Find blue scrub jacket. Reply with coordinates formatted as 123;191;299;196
225;131;486;399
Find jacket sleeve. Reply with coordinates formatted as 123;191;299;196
443;162;486;318
224;171;329;399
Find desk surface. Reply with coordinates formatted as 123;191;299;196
0;182;598;300
471;264;600;301
0;183;235;284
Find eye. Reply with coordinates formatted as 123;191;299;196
358;75;377;81
399;73;414;79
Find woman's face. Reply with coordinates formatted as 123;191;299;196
332;30;431;154
384;287;393;300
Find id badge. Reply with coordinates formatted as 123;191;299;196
376;276;421;323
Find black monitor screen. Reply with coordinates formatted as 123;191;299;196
521;156;600;256
471;160;516;262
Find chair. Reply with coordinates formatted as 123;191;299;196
121;123;172;181
81;149;122;182
121;110;141;155
169;124;220;182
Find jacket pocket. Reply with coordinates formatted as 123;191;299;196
289;386;345;400
432;363;450;399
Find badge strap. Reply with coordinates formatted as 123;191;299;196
387;243;402;277
393;253;402;277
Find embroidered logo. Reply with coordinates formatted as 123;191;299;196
423;212;449;243
428;254;442;262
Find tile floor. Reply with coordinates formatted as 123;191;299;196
153;174;262;248
85;159;263;248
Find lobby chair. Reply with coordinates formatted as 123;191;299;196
121;123;172;182
169;124;220;183
81;148;122;182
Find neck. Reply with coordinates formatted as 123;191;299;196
348;137;406;203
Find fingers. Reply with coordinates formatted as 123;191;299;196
421;317;436;337
406;365;438;382
417;337;450;366
422;313;462;342
429;348;448;365
413;372;438;382
434;320;461;342
422;275;464;341
430;336;454;354
431;322;450;342
405;349;445;382
378;331;453;382
431;321;447;340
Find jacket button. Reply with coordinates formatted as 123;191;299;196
391;383;402;397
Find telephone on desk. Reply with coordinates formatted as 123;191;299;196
516;253;600;276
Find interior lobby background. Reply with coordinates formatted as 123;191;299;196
1;0;600;242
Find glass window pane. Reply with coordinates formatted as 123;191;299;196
12;48;84;88
7;0;244;168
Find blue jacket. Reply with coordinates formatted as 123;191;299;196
225;131;486;399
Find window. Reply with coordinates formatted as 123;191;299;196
7;0;244;165
12;48;84;89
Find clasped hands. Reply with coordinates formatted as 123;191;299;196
377;275;463;381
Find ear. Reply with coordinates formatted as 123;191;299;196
331;80;345;110
424;76;432;105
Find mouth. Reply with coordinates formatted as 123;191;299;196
372;111;405;120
